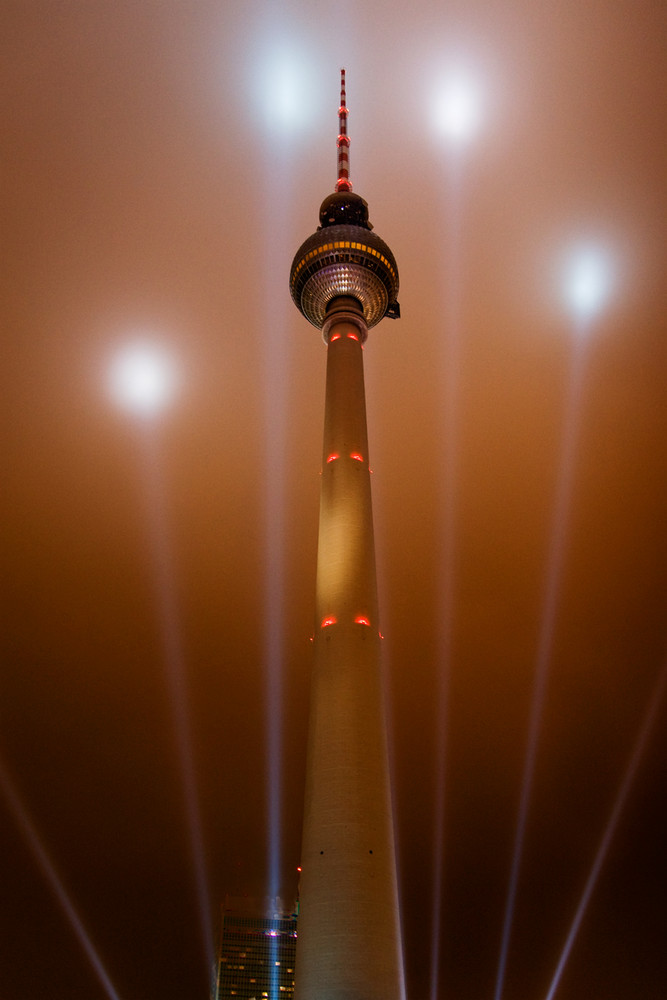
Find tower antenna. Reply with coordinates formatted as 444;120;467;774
336;68;352;192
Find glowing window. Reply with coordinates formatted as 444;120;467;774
322;616;337;627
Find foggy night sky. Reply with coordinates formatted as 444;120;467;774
2;2;666;999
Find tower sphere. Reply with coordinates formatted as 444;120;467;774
290;198;400;330
290;71;399;331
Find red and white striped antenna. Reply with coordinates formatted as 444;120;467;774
335;69;352;192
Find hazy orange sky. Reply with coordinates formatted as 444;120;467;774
2;2;666;999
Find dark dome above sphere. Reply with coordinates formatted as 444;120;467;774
318;192;372;230
290;223;400;330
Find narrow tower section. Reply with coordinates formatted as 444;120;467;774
336;69;351;192
290;72;403;1000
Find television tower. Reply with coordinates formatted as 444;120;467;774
289;71;404;1000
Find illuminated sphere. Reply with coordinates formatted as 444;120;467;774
290;191;400;330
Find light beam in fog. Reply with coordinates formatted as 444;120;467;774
255;36;305;932
110;343;215;971
429;70;482;1000
254;36;316;995
544;656;667;1000
0;757;121;1000
494;247;614;1000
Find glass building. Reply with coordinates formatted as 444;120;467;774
213;898;298;1000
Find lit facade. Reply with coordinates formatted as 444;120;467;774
289;72;405;1000
213;898;298;1000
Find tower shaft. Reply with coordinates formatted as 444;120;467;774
296;298;404;1000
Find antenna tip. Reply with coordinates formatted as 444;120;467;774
336;69;351;190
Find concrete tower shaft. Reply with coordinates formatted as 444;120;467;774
315;303;378;629
297;297;404;1000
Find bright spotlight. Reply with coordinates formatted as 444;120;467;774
563;247;612;322
109;341;179;418
273;61;302;129
432;73;481;145
251;39;320;135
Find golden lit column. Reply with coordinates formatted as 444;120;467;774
296;296;404;1000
